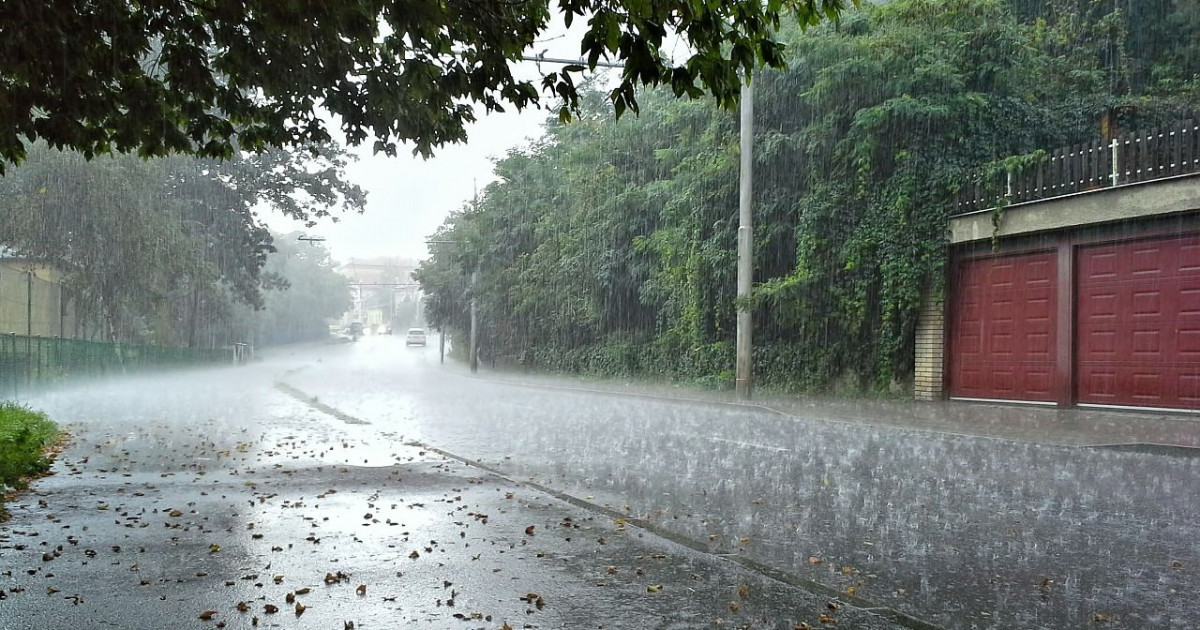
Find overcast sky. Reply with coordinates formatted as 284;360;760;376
269;105;548;263
266;21;623;264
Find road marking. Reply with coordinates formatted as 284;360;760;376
705;435;791;452
274;382;370;425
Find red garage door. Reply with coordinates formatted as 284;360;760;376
1076;236;1200;410
949;252;1058;402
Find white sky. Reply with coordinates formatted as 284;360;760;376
265;20;623;263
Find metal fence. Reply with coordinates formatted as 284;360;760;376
954;119;1200;215
0;334;235;400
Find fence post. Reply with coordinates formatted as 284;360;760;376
26;270;33;338
1110;138;1120;187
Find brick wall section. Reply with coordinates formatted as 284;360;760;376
913;292;945;401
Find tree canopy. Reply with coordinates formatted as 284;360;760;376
0;143;363;345
0;0;854;173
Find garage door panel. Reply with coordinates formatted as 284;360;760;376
1178;329;1200;356
1179;374;1200;403
949;252;1058;402
1131;329;1161;355
1180;242;1200;270
1178;288;1200;315
1076;235;1200;410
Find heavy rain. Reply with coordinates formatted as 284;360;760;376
2;2;1199;629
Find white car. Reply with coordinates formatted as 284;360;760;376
405;328;427;346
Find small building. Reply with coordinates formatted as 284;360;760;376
0;249;76;338
335;256;422;329
917;120;1200;412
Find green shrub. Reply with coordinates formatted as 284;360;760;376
0;402;58;491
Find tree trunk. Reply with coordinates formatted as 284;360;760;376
188;287;201;347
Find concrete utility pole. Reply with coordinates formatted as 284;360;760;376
517;53;757;397
469;269;479;373
735;77;754;400
469;181;480;374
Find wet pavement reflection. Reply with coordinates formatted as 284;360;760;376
282;335;1200;629
2;341;913;630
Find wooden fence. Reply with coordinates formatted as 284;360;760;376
954;119;1200;215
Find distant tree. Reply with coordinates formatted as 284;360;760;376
0;144;364;344
0;0;854;173
243;234;352;346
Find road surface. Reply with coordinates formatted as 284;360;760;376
3;334;1198;629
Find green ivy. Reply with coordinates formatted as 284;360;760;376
417;0;1198;394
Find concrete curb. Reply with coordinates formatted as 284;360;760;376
450;371;1200;454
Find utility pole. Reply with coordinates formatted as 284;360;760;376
735;77;754;400
469;268;479;373
469;181;481;374
519;53;756;395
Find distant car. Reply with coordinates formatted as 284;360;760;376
405;328;427;346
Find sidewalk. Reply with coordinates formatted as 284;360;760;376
464;366;1200;449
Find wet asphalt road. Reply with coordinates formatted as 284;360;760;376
2;341;909;630
283;336;1199;630
2;335;1198;629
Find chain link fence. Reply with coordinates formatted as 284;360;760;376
0;334;236;400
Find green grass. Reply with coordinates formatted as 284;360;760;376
0;402;59;492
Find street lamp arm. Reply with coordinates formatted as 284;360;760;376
520;54;626;70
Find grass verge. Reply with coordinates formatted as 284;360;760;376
0;402;59;519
